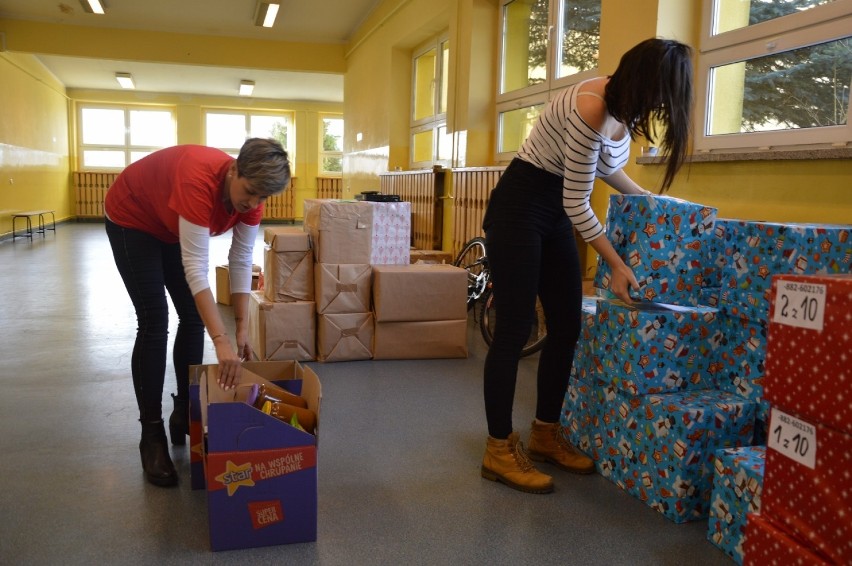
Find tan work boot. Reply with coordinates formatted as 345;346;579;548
481;432;554;494
527;421;595;474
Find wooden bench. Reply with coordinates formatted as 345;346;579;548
12;210;56;241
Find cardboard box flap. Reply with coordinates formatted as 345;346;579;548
263;249;314;302
264;227;310;252
201;364;321;450
316;263;372;314
317;312;374;362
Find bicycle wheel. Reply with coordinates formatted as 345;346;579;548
453;237;489;310
479;289;547;357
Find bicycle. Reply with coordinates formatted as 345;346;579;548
453;237;546;357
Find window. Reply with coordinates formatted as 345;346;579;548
78;106;176;169
320;116;343;175
410;34;452;168
496;0;601;159
696;0;852;152
205;111;292;158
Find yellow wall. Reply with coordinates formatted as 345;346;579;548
344;0;454;196
344;0;850;266
1;1;850;239
0;52;70;233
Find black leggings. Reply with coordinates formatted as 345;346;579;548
105;218;204;422
482;159;583;439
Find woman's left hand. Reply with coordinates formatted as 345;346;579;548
236;329;253;362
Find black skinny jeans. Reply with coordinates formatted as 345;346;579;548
105;218;204;422
482;158;583;439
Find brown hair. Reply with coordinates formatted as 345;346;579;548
235;138;291;196
605;38;693;191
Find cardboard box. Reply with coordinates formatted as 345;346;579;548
594;194;718;306
707;446;766;565
410;249;453;264
765;274;852;434
560;378;600;460
303;199;411;265
216;264;261;306
372;264;467;322
193;360;322;551
373;319;468;360
760;406;852;565
316;312;374;362
594;387;756;523
718;221;851;324
594;299;720;395
263;227;314;303
744;513;830;566
248;292;316;361
315;263;372;315
714;314;770;423
570;296;604;383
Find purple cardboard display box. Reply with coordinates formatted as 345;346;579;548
190;360;321;551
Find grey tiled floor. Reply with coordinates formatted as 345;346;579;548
0;223;733;565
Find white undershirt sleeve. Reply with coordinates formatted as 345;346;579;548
179;216;212;296
228;222;258;294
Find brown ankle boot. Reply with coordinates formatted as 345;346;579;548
481;432;554;494
527;421;595;474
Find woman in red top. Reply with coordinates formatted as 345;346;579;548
105;138;290;487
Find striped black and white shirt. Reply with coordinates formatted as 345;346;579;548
517;81;630;242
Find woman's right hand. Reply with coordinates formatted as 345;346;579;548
214;337;242;390
610;262;640;304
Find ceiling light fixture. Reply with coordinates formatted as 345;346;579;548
115;72;135;89
254;2;280;28
239;80;255;96
80;0;106;15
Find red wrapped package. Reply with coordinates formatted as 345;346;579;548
765;274;852;434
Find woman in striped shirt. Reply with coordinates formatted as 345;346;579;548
480;38;693;494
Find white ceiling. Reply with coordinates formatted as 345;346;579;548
0;0;383;102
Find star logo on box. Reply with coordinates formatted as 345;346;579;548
215;460;255;496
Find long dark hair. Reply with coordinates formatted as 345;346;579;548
605;38;693;191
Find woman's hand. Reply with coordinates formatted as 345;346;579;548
214;336;242;390
236;328;253;362
588;233;640;304
610;263;640;304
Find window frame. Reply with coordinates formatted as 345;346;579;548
409;33;451;169
495;0;601;162
203;109;294;160
319;114;344;177
695;0;852;153
76;104;176;170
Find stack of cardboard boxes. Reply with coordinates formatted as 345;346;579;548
567;195;755;523
744;274;851;565
708;446;766;564
246;199;467;362
248;227;316;361
304;198;410;361
372;264;468;359
566;194;851;539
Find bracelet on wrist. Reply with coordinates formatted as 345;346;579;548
210;332;228;342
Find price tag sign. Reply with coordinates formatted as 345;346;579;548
768;408;817;469
772;281;826;331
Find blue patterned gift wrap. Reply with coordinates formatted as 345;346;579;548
718;220;851;324
594;299;721;395
594;194;717;306
707;446;766;564
594;386;756;523
560;378;602;460
713;315;770;424
569;296;604;382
